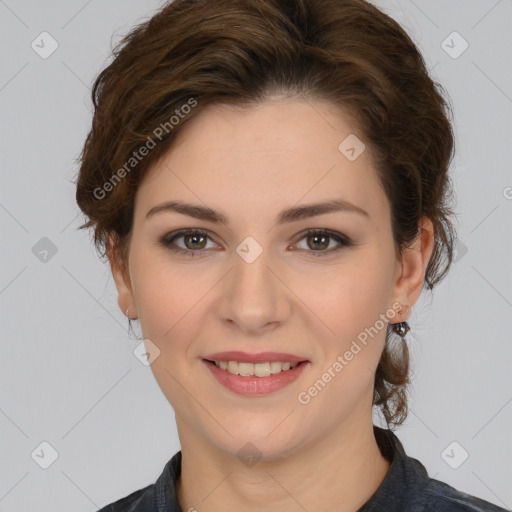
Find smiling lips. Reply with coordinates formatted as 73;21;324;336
203;351;309;395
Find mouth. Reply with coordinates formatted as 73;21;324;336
202;351;310;395
204;359;306;377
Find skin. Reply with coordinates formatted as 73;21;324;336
109;95;434;511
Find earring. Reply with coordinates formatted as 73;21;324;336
392;321;410;337
391;304;411;338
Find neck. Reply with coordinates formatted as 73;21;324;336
176;415;390;512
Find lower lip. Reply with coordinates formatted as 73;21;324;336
203;360;309;395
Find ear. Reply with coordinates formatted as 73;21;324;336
106;235;137;319
390;217;435;320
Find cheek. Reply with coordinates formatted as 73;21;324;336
297;259;393;418
129;256;211;407
130;253;204;346
301;252;394;353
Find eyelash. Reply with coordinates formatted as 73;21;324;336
159;228;353;258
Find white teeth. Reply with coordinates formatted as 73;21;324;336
270;361;282;374
255;362;271;377
213;360;299;377
238;362;253;376
227;361;238;374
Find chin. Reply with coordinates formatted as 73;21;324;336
204;413;307;462
215;433;302;464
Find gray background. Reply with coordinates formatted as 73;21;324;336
0;0;511;510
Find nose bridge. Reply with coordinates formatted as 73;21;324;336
218;234;288;331
234;237;272;294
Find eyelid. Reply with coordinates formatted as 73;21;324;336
160;228;218;254
291;228;353;256
160;227;353;257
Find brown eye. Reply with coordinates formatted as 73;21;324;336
160;229;215;257
306;233;330;251
182;232;208;250
294;229;352;257
160;228;353;258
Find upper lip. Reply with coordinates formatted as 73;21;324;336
203;351;308;364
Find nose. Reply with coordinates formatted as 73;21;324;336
216;242;291;334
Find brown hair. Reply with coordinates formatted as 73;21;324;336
75;0;457;429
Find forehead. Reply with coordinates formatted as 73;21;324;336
134;96;389;227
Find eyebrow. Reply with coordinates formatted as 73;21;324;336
145;199;369;225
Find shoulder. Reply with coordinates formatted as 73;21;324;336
410;477;509;511
373;427;507;512
95;451;182;511
96;483;155;512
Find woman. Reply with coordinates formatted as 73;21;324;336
75;0;507;510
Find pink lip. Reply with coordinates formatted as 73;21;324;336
203;351;308;364
203;359;310;395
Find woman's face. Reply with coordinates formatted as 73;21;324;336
111;95;430;459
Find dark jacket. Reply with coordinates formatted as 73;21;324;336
97;426;509;511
